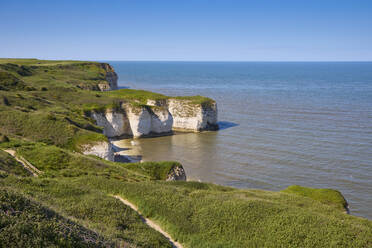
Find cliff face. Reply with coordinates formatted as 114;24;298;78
91;104;173;138
91;110;132;137
82;141;115;161
91;98;217;138
97;63;118;91
168;99;218;131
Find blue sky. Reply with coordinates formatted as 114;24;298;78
1;0;371;61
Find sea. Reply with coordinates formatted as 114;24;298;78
107;61;372;219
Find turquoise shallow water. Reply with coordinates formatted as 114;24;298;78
108;61;372;219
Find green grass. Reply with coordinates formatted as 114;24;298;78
281;185;348;211
0;174;173;247
0;58;95;66
104;89;168;105
172;95;215;106
0;108;107;150
10;141;180;181
109;181;371;248
0;71;26;91
0;58;112;92
0;188;114;247
0;150;30;176
104;89;215;106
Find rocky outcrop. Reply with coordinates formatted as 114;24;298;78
82;141;115;161
90;96;217;138
166;165;186;181
91;104;173;138
98;63;118;91
91;110;132;138
91;99;218;138
168;99;218;131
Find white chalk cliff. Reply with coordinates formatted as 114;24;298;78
82;141;115;161
91;99;217;138
91;110;132;137
168;99;218;131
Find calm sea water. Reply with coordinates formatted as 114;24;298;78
108;61;372;219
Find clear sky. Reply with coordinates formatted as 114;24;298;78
1;0;371;61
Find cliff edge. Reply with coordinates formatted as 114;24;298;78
90;90;219;138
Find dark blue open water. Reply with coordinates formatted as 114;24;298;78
108;61;372;219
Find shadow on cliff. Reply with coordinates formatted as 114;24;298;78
217;121;239;130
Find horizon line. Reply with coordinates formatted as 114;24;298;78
97;58;372;62
2;57;372;63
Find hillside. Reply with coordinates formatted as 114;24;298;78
0;59;371;247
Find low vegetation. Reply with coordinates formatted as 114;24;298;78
282;185;348;211
0;150;30;176
104;89;215;106
0;189;114;247
0;58;371;247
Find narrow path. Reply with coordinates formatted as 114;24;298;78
3;149;41;177
113;195;183;248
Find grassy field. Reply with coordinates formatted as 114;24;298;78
1;158;371;247
0;58;371;247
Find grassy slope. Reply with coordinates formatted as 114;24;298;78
282;185;348;211
2;163;370;247
0;140;176;247
0;188;114;247
114;182;371;248
0;59;371;247
0;150;30;176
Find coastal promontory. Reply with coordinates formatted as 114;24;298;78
0;59;371;248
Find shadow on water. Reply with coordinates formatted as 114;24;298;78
111;143;130;152
217;121;239;130
114;154;142;163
